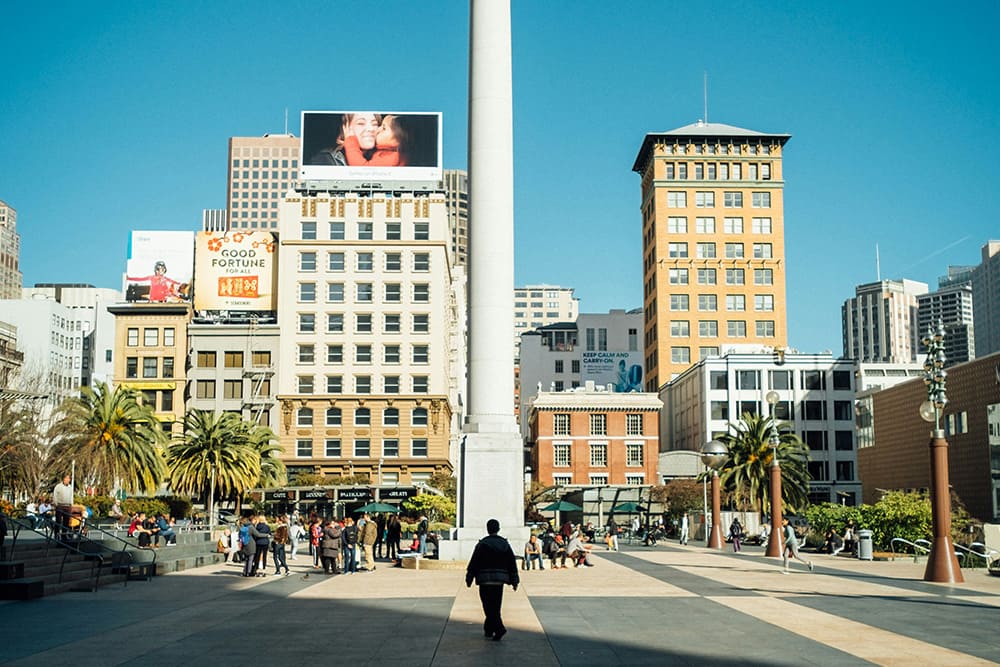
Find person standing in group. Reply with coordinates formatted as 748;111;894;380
679;512;690;545
240;518;257;577
359;512;378;571
341;517;359;574
729;518;743;553
321;519;342;575
374;513;387;559
288;518;304;560
465;519;520;641
271;516;291;576
386;514;402;561
250;516;271;577
52;474;74;538
781;518;813;573
417;514;429;555
309;516;323;569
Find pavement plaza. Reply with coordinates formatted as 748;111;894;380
2;542;998;666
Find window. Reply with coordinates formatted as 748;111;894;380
327;344;343;364
754;295;774;311
356;376;371;394
162;357;174;378
413;314;429;333
413;376;429;393
724;191;743;208
356;252;374;271
677;163;687;179
384;283;401;302
626;443;644;466
384;376;400;393
385;222;401;240
301;221;317;239
354;407;371;426
142;357;157;378
298;375;314;393
296;439;312;458
695;191;714;208
723;217;743;234
553;474;572;486
356;314;372;333
325;439;341;457
803;431;827;451
667;216;687;233
414;222;430;240
356;283;373;303
224;379;242;399
554;359;564;374
354;439;371;457
752;217;772;234
326;375;343;393
727;320;747;337
127;328;139;346
297;407;313;427
752;192;771;208
328;252;345;271
298;313;316;333
553;443;571;466
589;474;609;485
836;461;853;482
382;407;399;427
670;320;690;337
669;268;688;284
834;400;853;420
696;242;716;259
835;431;854;451
803;400;826;420
626;414;643;436
725;268;745;285
382;439;400;457
413;253;430;271
770;370;792;390
384;344;401;364
553;413;570;435
298;344;315;363
699;320;718;337
143;328;158;346
299;282;316;302
355;344;372;363
589;413;607;435
326;408;342;427
412;408;428;427
710;401;729;420
196;380;215;399
726;295;746;311
832;371;852;391
160;390;173;411
413;284;430;302
738;400;760;416
357;222;373;240
327;313;344;333
755;320;775;337
670;294;689;311
299;251;317;271
385;253;402;271
625;474;645;485
590;443;608;467
671;346;690;363
327;283;345;303
667;192;686;207
668;243;688;258
753;243;773;258
802;370;826;390
695;216;716;233
412;345;429;364
329;221;345;239
725;243;744;258
252;351;270;367
385;314;401;333
411;439;428;457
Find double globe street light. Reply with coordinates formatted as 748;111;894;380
700;439;728;549
765;390;784;558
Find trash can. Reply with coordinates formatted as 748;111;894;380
857;529;873;560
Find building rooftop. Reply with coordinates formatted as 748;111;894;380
632;120;791;173
530;387;662;411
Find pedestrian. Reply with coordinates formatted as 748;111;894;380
341;516;359;574
309;516;323;569
359;512;378;571
375;513;386;559
417;514;429;555
240;518;257;577
729;518;743;552
288;518;304;560
781;518;813;573
53;474;74;538
465;519;520;641
271;516;291;576
679;512;689;545
606;517;619;552
250;515;271;576
321;519;342;574
386;514;401;561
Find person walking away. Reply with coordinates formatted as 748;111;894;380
729;518;743;552
679;512;689;545
386;514;401;562
466;519;520;641
321;519;342;574
271;517;291;575
288;518;304;560
53;474;74;539
240;519;257;577
606;517;619;552
417;514;429;555
341;517;359;574
781;518;813;573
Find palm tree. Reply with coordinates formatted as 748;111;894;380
715;412;811;516
245;421;285;489
167;411;261;525
48;381;167;495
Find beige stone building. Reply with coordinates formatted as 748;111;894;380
0;200;22;300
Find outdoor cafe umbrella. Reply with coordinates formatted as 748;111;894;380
611;502;647;514
354;502;401;514
541;501;582;513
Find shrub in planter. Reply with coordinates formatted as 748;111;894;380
122;497;170;518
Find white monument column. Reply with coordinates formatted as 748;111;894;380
440;0;527;559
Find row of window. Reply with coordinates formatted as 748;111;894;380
708;369;853;391
296;438;428;458
551;442;646;467
663;161;773;181
552;474;645;486
300;312;430;335
667;268;774;285
665;239;774;259
231;159;298;169
667;294;778;313
298;281;431;304
295;374;429;394
709;400;855;423
514;300;564;308
195;379;267;400
301;221;430;241
551;413;645;436
666;191;772;209
668;318;776;337
299;251;431;273
662;143;774;156
126;327;176;348
125;356;175;379
196;351;271;368
664;216;773;235
296;406;429;428
297;343;429;365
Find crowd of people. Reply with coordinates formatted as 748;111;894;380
126;512;178;547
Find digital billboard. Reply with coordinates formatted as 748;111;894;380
123;231;194;303
581;351;644;392
194;231;277;311
300;111;442;182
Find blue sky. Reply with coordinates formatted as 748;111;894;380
2;1;997;354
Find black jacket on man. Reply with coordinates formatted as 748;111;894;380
465;534;520;588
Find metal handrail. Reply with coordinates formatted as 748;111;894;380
954;542;999;568
890;537;931;562
5;511;105;589
51;507;157;577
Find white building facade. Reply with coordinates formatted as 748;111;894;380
513;284;579;360
842;279;928;363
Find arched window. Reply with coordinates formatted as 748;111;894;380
326;408;341;427
383;407;399;426
355;407;371;426
296;407;313;427
412;407;428;427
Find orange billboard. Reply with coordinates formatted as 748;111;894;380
194;231;277;312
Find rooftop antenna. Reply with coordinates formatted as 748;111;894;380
284;108;289;135
703;71;709;123
876;243;881;281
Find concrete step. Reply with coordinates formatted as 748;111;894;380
0;578;45;600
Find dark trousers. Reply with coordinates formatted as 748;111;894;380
375;534;384;558
252;546;267;574
243;551;255;576
272;544;288;573
322;554;340;574
479;585;505;637
343;544;357;572
387;536;399;560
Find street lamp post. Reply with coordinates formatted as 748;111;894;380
919;320;964;584
700;440;728;549
765;390;783;558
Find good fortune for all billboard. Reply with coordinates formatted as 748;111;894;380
194;231;277;312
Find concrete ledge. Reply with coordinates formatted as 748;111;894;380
400;555;466;571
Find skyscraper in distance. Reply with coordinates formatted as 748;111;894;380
0;200;23;299
227;134;300;231
632;122;791;391
441;169;468;267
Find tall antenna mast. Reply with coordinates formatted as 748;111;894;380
284;108;289;134
876;243;881;281
703;71;709;123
